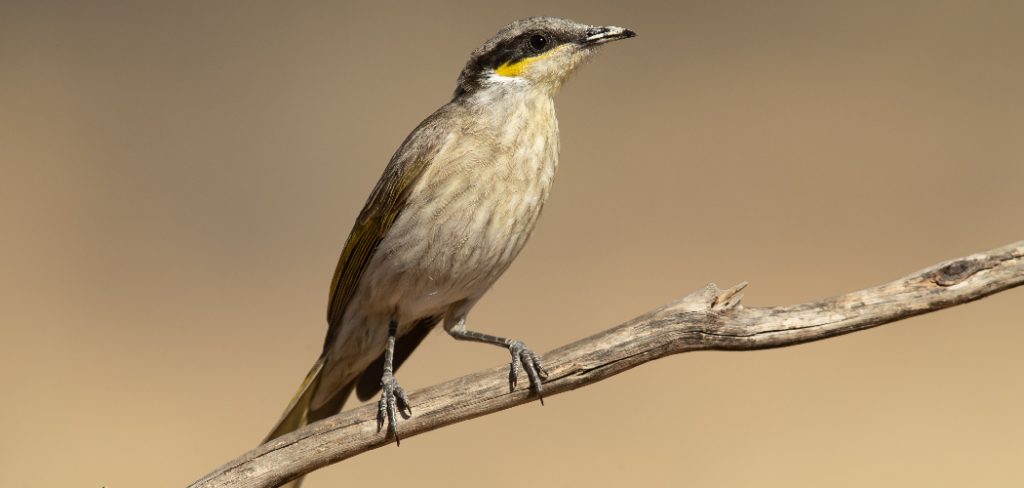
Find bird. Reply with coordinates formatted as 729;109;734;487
264;16;635;484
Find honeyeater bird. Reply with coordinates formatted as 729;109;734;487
264;16;635;480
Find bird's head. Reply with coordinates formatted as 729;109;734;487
455;17;635;97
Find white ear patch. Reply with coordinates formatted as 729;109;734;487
486;71;529;84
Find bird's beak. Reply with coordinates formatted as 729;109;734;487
582;25;637;46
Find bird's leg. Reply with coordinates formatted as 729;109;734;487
377;318;412;445
446;318;549;403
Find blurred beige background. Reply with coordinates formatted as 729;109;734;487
2;1;1022;487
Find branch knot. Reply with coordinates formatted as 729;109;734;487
934;259;988;286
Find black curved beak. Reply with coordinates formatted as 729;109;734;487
582;25;637;46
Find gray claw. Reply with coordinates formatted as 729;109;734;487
510;349;522;389
508;340;546;404
395;385;413;417
377;373;410;446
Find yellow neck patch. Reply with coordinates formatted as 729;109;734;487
495;57;535;77
494;45;566;77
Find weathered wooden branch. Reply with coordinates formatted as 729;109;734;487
190;241;1024;488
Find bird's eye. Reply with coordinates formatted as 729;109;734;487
528;34;548;52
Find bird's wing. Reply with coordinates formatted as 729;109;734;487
323;109;452;348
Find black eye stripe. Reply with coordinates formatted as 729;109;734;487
456;29;571;94
455;22;584;96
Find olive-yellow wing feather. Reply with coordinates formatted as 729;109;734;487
323;110;451;347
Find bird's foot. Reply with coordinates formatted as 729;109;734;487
508;340;549;404
376;372;412;445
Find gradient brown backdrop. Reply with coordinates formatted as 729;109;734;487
2;1;1022;487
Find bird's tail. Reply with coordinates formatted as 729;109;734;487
263;356;352;488
264;357;326;443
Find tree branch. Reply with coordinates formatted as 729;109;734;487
190;241;1024;488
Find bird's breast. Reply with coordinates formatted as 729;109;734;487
362;94;560;321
